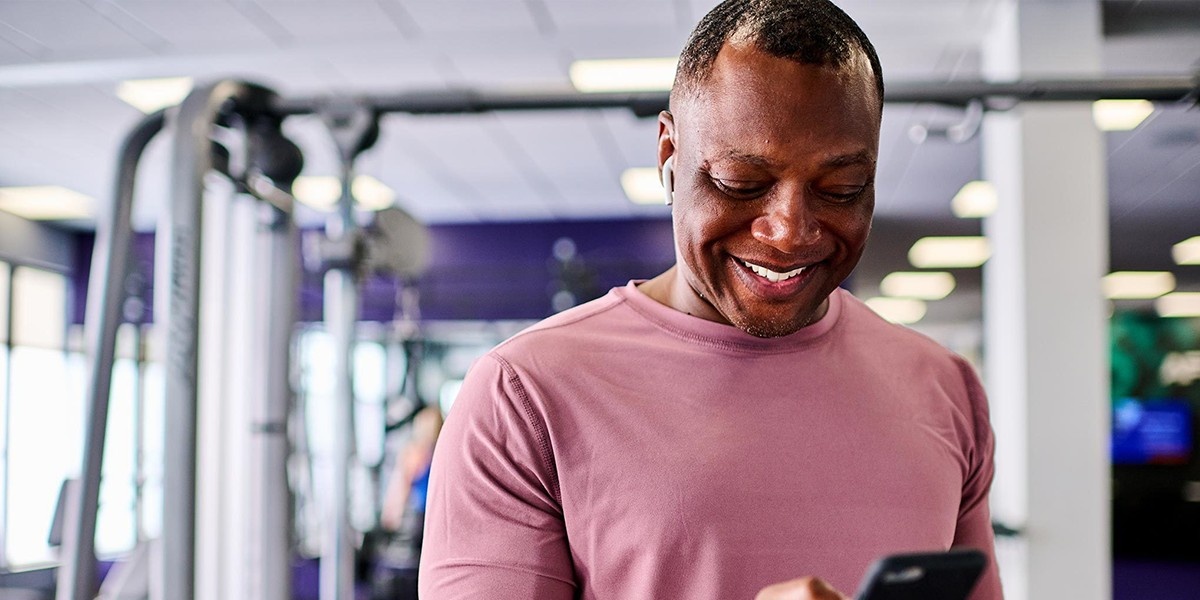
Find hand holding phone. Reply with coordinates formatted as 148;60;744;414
854;548;986;600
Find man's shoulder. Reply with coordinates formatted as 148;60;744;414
492;286;636;358
836;289;965;365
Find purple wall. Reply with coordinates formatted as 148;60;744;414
72;218;676;324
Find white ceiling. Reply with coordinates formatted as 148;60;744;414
0;0;1198;321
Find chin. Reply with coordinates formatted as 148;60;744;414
729;310;813;338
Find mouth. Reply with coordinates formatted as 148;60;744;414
730;256;820;301
739;259;809;283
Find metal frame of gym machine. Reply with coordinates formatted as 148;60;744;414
56;74;1197;600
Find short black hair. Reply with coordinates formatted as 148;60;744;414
673;0;884;110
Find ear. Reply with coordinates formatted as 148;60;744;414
656;110;676;178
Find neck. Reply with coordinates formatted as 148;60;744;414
636;266;729;325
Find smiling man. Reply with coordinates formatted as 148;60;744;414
419;2;1002;599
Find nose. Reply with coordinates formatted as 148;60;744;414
750;190;822;254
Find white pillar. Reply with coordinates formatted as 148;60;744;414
982;2;1111;600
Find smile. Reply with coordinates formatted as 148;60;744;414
741;259;808;283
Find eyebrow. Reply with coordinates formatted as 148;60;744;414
716;150;771;168
823;150;876;168
715;149;876;169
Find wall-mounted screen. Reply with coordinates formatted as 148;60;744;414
1112;397;1193;465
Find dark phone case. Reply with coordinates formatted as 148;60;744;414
854;548;986;600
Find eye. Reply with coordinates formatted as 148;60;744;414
712;178;769;200
819;184;869;204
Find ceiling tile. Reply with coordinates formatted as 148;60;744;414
493;112;615;180
332;57;449;92
1104;35;1200;75
0;2;148;58
688;0;720;20
543;2;676;31
257;1;405;42
379;113;562;218
391;115;524;180
403;0;540;35
564;24;687;60
880;135;980;220
449;52;569;88
113;1;279;52
1112;141;1200;220
597;109;658;169
0;36;33;65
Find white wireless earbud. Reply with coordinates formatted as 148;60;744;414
661;156;675;206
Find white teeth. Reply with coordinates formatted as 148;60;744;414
743;260;807;282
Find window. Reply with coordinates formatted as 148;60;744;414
94;325;142;556
6;266;76;567
0;262;9;568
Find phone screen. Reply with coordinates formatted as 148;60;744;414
854;548;986;600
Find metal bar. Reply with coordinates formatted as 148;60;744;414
161;80;276;600
55;110;165;600
270;76;1198;116
257;204;297;600
322;162;360;600
321;258;357;600
274;90;671;117
133;323;146;543
884;77;1200;105
318;101;377;600
321;190;358;600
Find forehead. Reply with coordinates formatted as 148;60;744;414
677;42;881;162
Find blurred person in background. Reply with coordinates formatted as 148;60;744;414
371;405;443;600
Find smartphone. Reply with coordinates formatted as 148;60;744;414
854;548;986;600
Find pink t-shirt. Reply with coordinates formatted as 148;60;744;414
420;283;1002;599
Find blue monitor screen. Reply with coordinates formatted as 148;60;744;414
1112;398;1193;465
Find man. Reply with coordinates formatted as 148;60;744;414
420;1;1003;599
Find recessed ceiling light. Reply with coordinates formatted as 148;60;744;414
1102;271;1176;300
0;186;94;220
620;167;666;205
951;180;997;219
1156;292;1200;318
1092;99;1154;132
865;297;927;325
879;271;956;300
908;237;991;269
116;77;194;113
293;175;395;211
569;58;678;93
351;176;396;211
1172;236;1200;265
293;176;341;210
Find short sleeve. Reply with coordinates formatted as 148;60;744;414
952;357;1004;600
419;354;576;599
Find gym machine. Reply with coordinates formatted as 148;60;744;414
57;74;1197;600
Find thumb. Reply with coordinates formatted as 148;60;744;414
755;576;849;600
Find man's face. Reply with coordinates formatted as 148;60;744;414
660;42;881;338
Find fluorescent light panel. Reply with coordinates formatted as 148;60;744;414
1103;271;1176;300
0;185;94;220
570;58;678;93
880;271;956;300
1156;293;1200;318
1092;99;1154;132
951;180;997;218
908;237;991;269
621;167;666;205
293;175;395;211
117;77;194;113
1172;237;1200;265
865;297;927;325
